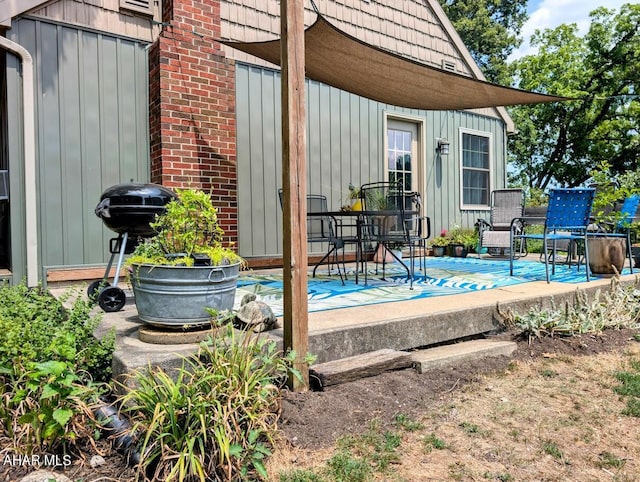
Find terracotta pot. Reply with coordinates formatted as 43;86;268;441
587;237;626;275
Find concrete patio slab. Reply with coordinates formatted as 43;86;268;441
49;257;640;386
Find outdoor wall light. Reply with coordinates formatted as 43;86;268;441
437;139;450;155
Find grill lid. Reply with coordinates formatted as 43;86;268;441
95;183;176;236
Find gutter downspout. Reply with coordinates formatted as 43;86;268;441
0;36;38;287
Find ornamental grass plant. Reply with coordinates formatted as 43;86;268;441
117;324;303;482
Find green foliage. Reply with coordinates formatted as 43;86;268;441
0;360;98;453
128;188;243;267
0;282;113;454
154;188;224;255
423;433;447;452
429;231;451;247
524;187;547;207
439;0;528;84
459;421;488;436
0;282;114;382
597;451;626;470
541;369;558;378
325;452;372;482
508;4;640;189
614;359;640;417
329;420;401;477
278;417;420;481
119;324;298;482
498;278;640;341
447;227;479;250
589;161;632;225
279;470;325;482
430;227;478;249
542;440;564;460
393;413;424;432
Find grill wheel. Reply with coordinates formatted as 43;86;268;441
98;286;127;312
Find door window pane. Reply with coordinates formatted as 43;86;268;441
388;128;413;193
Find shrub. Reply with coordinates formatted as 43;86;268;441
0;360;98;454
0;282;114;454
118;324;300;482
127;188;244;267
0;282;114;383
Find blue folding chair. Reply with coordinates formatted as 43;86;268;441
587;194;640;274
509;188;596;283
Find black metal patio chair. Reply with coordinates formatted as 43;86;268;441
359;181;422;288
278;189;349;284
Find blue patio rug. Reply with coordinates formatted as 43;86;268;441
235;256;631;317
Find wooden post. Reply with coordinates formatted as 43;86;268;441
281;0;309;391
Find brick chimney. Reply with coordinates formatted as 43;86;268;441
149;0;237;245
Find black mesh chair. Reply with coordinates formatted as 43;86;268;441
406;192;431;272
278;189;346;284
359;181;420;288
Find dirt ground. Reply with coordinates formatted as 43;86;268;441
277;328;639;449
3;327;639;481
271;327;640;481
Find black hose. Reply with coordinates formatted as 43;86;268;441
94;403;141;466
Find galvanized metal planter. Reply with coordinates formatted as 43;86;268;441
130;262;241;327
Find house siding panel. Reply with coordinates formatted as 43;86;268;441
7;17;150;271
235;63;506;258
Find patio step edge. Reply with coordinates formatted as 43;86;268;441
411;339;517;374
310;348;413;389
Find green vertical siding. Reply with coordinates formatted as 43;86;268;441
236;63;507;259
7;18;150;273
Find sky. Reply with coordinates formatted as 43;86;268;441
509;0;629;60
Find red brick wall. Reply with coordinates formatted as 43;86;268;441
149;0;237;245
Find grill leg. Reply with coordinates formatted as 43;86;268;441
111;232;129;288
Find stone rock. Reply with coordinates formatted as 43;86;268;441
89;454;106;468
19;470;72;482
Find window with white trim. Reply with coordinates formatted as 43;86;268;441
460;130;491;208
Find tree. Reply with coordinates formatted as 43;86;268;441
438;0;528;84
508;4;640;190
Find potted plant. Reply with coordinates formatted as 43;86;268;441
586;162;635;275
429;230;449;257
345;183;362;211
126;188;244;327
447;226;478;258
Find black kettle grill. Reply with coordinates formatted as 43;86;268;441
91;183;176;312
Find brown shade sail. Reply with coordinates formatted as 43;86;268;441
222;14;568;111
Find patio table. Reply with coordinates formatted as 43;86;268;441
308;209;418;284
